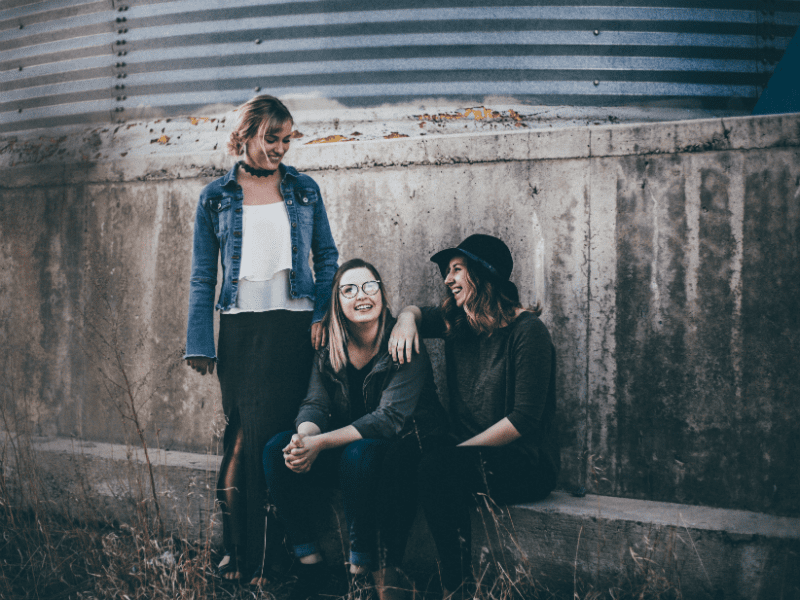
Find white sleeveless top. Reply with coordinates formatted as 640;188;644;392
224;203;314;314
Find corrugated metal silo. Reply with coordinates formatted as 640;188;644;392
2;0;799;134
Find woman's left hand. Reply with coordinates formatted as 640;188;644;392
311;322;327;350
284;434;323;473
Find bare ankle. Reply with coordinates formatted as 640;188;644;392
299;553;323;565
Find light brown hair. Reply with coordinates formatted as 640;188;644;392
322;259;392;373
227;95;293;157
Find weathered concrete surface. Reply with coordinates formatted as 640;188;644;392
0;432;220;543
9;435;799;600
1;113;799;521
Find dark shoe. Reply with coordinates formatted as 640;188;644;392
249;564;280;589
289;561;329;600
216;553;243;582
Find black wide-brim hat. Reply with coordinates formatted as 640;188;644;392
430;234;513;283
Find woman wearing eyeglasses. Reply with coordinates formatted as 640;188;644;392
262;259;445;600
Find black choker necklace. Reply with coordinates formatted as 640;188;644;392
239;161;276;178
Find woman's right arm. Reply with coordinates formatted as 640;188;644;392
294;356;332;433
184;194;219;372
285;358;343;473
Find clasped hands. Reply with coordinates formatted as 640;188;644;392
282;432;322;474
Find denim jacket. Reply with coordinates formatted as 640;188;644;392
184;162;339;360
295;317;448;440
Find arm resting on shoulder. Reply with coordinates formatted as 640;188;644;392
389;306;421;364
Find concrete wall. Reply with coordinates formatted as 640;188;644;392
1;113;798;517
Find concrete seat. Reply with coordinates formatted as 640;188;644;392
8;435;798;600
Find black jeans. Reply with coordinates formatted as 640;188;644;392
375;432;451;569
414;440;556;591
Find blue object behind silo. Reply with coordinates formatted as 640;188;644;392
753;27;800;115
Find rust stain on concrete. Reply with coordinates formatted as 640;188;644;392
416;106;503;122
305;134;356;144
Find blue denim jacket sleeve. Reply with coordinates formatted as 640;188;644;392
185;193;219;359
308;182;338;324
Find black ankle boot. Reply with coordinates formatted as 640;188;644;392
289;561;328;600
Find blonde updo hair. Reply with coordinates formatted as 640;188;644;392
227;95;293;157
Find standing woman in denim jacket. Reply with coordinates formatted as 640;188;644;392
184;95;338;586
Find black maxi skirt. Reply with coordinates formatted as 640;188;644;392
216;309;314;573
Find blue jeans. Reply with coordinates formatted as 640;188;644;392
263;431;389;568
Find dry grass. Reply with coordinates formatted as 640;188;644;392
0;397;692;600
0;432;690;600
0;376;698;600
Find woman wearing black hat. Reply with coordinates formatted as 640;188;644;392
386;234;560;598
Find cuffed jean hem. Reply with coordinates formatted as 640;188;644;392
349;550;373;568
292;542;320;559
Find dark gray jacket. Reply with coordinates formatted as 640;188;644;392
295;317;446;440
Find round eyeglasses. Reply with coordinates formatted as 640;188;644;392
339;280;381;299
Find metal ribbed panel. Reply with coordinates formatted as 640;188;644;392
1;0;115;132
2;0;799;134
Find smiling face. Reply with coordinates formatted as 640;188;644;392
245;120;293;171
444;255;475;308
339;267;384;326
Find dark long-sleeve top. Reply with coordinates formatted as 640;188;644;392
295;316;447;440
419;307;560;478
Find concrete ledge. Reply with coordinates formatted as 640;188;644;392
528;492;800;541
22;435;222;473
1;432;221;543
1;112;798;187
4;434;798;599
498;493;800;599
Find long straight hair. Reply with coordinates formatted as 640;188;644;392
442;256;541;337
322;259;392;373
227;95;293;158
